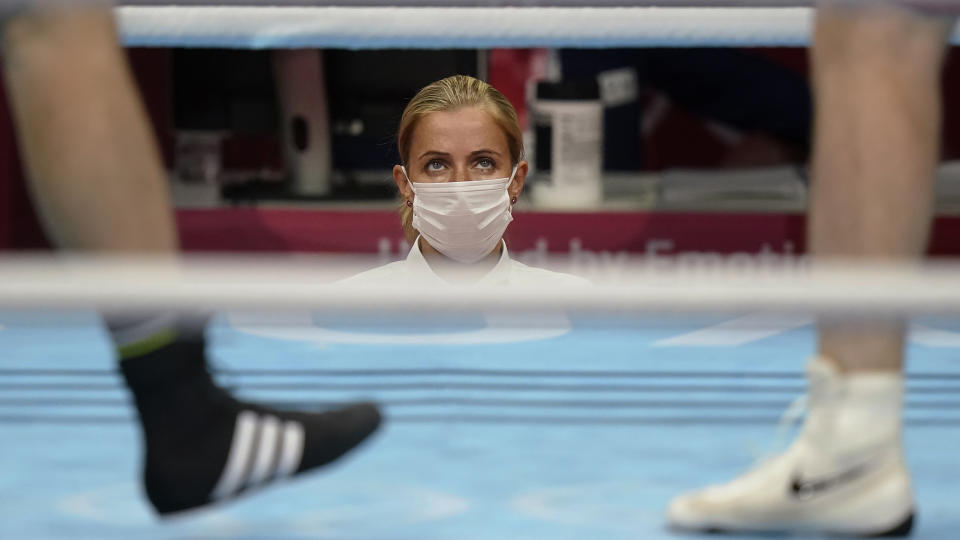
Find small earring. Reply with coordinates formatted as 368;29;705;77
406;200;413;208
511;197;518;204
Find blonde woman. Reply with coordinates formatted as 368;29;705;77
348;75;587;287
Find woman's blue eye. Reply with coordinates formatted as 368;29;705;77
427;160;445;171
477;158;494;169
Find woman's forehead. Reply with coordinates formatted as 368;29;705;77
410;107;509;157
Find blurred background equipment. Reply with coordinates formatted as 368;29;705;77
3;3;960;260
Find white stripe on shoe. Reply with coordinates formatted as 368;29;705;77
246;415;280;487
276;420;305;478
210;412;306;500
211;411;258;500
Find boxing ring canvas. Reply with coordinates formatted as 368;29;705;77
4;1;960;537
3;310;960;539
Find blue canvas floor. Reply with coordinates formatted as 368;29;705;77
2;309;960;539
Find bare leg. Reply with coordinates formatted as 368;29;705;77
666;5;954;536
810;4;952;374
1;6;175;252
1;7;380;515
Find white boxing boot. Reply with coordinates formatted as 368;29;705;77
666;357;914;537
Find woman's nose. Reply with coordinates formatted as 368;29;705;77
450;166;472;182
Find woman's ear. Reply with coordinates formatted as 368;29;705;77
394;165;414;202
508;161;529;201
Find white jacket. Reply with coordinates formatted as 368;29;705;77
345;237;589;287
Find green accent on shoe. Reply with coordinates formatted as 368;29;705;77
117;329;178;360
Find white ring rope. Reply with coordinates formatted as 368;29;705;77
116;6;960;49
118;7;821;49
2;256;960;317
117;7;818;48
114;1;960;8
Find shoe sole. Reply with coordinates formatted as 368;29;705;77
679;512;914;538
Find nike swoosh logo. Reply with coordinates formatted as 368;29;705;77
789;463;871;499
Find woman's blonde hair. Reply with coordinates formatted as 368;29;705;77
396;75;524;244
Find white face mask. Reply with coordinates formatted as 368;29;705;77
403;166;518;264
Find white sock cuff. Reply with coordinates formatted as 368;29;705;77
809;355;904;410
107;313;179;348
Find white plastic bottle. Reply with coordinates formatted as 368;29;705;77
531;79;604;208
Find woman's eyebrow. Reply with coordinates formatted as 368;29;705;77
418;150;451;160
470;149;502;157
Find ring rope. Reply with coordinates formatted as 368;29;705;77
118;7;818;49
1;256;960;317
117;6;960;49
